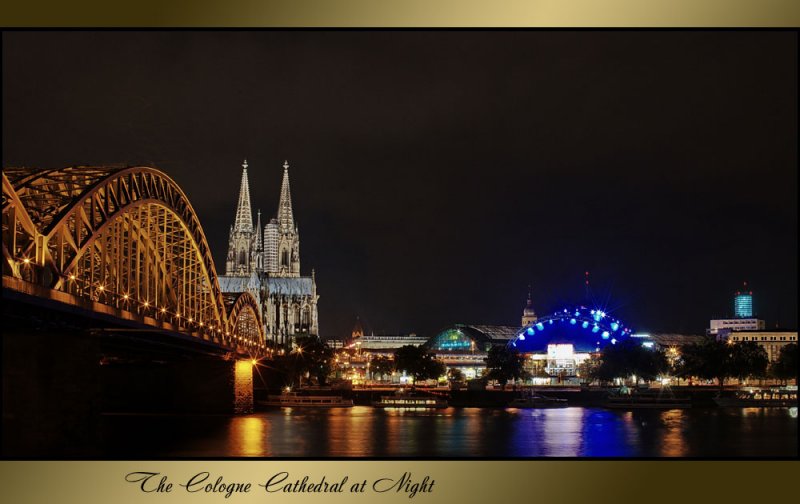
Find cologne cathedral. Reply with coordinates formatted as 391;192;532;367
218;159;319;346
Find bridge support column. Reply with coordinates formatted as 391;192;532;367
234;360;254;414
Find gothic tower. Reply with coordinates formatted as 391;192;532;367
220;158;320;345
225;159;261;276
265;160;301;277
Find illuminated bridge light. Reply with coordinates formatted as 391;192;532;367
535;322;544;331
527;327;535;336
581;321;589;329
611;338;617;344
4;166;268;362
602;331;610;339
548;319;554;324
592;325;600;333
611;322;619;331
570;318;577;325
519;334;526;341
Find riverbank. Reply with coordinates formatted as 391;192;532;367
255;386;777;409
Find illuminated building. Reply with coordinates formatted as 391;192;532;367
734;282;754;318
708;318;765;335
709;284;764;335
508;306;639;380
716;329;797;362
356;334;428;351
426;325;520;379
219;159;320;345
330;333;427;352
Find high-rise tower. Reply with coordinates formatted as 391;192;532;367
734;282;754;318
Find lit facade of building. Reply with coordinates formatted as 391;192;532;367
734;283;754;318
709;283;763;335
509;306;638;380
708;318;765;335
426;324;520;379
330;333;427;353
716;330;797;362
734;293;753;318
219;160;319;346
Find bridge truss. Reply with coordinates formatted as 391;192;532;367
2;166;265;355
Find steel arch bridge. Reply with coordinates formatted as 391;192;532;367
2;165;265;355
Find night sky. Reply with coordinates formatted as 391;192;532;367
3;31;797;338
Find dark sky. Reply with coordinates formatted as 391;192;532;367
3;31;797;338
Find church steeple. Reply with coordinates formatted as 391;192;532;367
226;159;257;277
278;160;294;232
234;159;253;233
522;285;537;327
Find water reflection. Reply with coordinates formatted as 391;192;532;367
228;416;268;456
102;407;797;458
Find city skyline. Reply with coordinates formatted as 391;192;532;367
2;31;797;338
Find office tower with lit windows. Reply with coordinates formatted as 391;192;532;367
734;282;753;318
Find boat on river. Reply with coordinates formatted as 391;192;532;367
508;392;568;408
714;387;798;408
259;392;353;408
604;389;691;409
372;394;448;409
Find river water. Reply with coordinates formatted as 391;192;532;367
101;406;797;458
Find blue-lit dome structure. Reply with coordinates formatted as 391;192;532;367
510;306;634;354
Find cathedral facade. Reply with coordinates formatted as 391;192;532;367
219;160;319;346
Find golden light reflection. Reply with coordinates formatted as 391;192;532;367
659;409;688;457
228;416;268;457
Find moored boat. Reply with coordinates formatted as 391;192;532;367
259;392;353;408
508;393;568;408
714;387;798;408
604;390;691;409
372;395;448;409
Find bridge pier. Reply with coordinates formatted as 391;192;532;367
171;358;253;415
1;296;256;456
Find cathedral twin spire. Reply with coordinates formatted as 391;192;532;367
225;159;300;277
278;160;295;232
234;159;254;233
